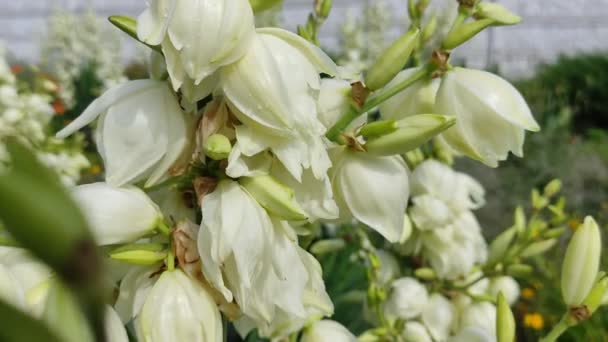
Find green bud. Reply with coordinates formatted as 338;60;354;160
408;0;418;21
317;0;333;19
582;277;608;316
109;243;168;265
108;16;161;53
561;216;602;306
543;179;562;198
366;28;421;91
514;206;526;235
239;175;308;221
442;18;494;50
414;268;436;280
487;227;517;265
507;264;533;278
521;239;557;258
531;189;549;210
364;114;456;156
204;134;232;160
421;14;439;43
359;120;398;139
249;0;283;13
310;239;346;255
496;292;516;342
544;227;566;239
476;2;522;26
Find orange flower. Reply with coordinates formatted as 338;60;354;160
521;287;535;300
52;99;66;115
523;312;544;330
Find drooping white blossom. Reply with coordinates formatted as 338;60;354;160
384;277;428;320
57;80;188;187
301;320;357;342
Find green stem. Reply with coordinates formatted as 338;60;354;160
539;315;569;342
156;220;172;236
325;66;432;142
166;247;175;271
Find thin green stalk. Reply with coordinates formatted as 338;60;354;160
539;315;569;342
325;66;432;142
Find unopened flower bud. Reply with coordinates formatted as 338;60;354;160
239;175;308;221
109;243;168;265
249;0;284;13
317;0;333;19
582;277;608;317
442;19;494;50
521;239;557;258
359;120;398;139
543;179;562;198
364;114;455;156
366;28;420;91
496;292;516;342
476;2;522;26
507;264;533;278
561;216;602;306
421;14;439;43
415;268;437;281
487;227;516;265
204;134;232;161
514;206;526;234
310;239;346;255
301;320;356;342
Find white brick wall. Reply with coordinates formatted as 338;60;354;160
1;0;607;78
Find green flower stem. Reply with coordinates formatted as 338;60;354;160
325;66;432;142
156;220;172;236
539;315;569;342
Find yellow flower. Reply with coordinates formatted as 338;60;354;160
521;287;535;300
523;312;544;330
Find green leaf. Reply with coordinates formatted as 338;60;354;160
0;299;61;342
108;16;162;53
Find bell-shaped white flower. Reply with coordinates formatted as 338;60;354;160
56;80;188;187
137;0;255;102
421;293;453;341
72;183;163;245
138;269;222;342
221;28;338;181
435;67;540;167
114;266;159;324
379;68;440;121
384;277;429;320
198;180;333;338
317;78;368;131
459;302;497;338
449;327;495;342
487;276;520;306
301;320;356;342
402;321;433;342
330;148;410;242
105;306;129;342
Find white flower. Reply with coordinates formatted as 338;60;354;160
114;266;159;324
222;28;338;181
376;250;400;285
301;320;356;342
421;294;453;341
105;306;129;342
330;148;410;242
379;68;440;120
449;327;495;342
198;180;333;339
384;277;428;320
56;80;188;187
459;302;497;338
402;321;433;342
487;277;520;306
0;263;25;309
316;78;368;131
137;0;255;102
435;67;540;167
138;269;222;342
72;183;163;245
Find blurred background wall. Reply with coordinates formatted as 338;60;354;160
2;0;608;78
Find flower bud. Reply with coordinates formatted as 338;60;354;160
460;302;497;337
421;294;453;341
521;239;557;258
249;0;283;13
507;264;533;278
561;216;602;306
239;174;308;221
415;268;437;281
310;239;346;255
204;134;232;161
487;227;516;265
384;277;428;320
476;2;522;26
496;292;516;342
364;115;455;156
109;243;168;265
442;19;494;50
401;321;432;342
488;277;520;306
138;269;222;342
301;320;356;342
582;277;608;317
379;68;440;121
421;14;439;43
543;179;562;197
72;183;163;245
359;120;398;139
366;28;420;91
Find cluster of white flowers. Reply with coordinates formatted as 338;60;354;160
0;44;89;185
0;0;541;340
41;10;127;108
